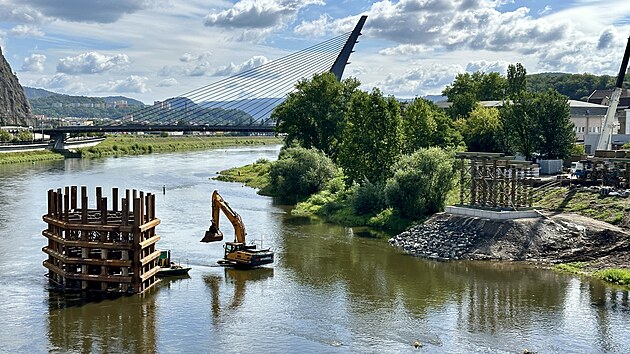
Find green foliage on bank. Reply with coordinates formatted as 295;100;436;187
555;262;630;288
214;158;273;195
0;150;64;164
76;135;281;158
594;268;630;286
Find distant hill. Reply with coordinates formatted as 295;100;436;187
526;72;630;101
24;87;146;118
23;87;58;99
201;97;284;119
24;87;145;106
424;95;447;103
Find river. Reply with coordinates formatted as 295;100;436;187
0;145;629;353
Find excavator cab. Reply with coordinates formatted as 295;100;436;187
201;221;224;242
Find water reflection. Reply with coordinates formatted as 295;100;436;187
47;289;158;353
204;267;274;323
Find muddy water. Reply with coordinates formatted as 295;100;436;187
0;145;629;353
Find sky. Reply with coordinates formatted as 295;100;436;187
1;0;630;104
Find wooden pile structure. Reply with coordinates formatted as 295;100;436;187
456;152;537;210
42;186;161;294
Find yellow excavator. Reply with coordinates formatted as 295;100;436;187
200;190;274;268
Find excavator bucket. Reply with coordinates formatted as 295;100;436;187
200;222;223;242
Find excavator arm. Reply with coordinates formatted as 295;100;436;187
200;190;247;243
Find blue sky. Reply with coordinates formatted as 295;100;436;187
1;0;630;103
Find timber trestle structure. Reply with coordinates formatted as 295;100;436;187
42;186;161;294
456;152;537;210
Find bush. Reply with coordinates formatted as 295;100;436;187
0;130;13;142
385;147;455;219
269;147;337;200
351;180;386;215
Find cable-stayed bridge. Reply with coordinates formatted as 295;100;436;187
44;16;367;149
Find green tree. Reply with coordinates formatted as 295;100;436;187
339;88;402;185
401;98;437;153
507;63;527;98
385;148;455;219
432;110;464;149
442;71;507;119
0;130;12;142
533;90;574;159
269;147;337;200
456;104;503;152
271;72;359;160
500;93;539;160
16;130;33;142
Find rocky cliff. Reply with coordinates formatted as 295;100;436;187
0;46;31;126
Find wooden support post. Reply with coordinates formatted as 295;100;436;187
71;186;77;210
64;187;70;222
459;158;465;205
133;197;142;294
112;187;119;212
491;160;498;208
122;198;129;226
140;191;145;226
471;163;477;207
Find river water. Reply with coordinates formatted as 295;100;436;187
0;145;629;353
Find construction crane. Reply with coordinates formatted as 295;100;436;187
596;35;630;151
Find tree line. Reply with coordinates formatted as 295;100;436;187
262;64;576;229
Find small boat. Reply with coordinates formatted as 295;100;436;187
156;250;191;277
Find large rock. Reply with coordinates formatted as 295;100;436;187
0;46;31;126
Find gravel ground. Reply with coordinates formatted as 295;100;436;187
389;211;630;271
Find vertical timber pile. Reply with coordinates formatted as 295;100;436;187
456;152;536;210
42;186;161;294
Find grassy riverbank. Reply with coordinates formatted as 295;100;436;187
77;135;282;158
555;262;630;288
0;150;64;164
213;158;273;194
0;135;282;164
533;186;630;226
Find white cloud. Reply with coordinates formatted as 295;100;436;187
180;51;213;63
213;55;270;76
294;14;331;37
539;5;552;16
160;51;216;76
465;60;509;75
96;75;150;94
204;0;325;41
9;24;44;37
28;73;86;93
57;52;130;74
157;78;179;87
597;26;618;50
21;53;46;72
372;64;465;97
303;0;570;54
379;44;433;56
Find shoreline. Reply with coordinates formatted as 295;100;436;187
0;135;282;164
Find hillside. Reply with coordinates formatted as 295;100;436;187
25;87;145;118
526;72;630;100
